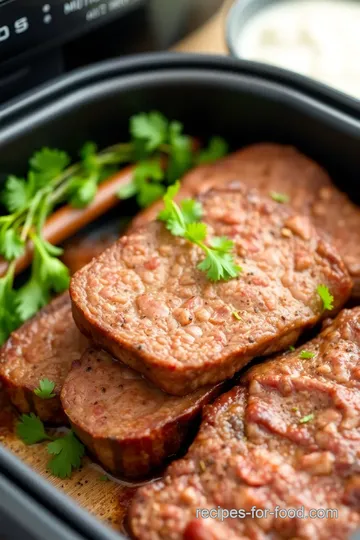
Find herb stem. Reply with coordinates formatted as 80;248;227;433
21;191;43;242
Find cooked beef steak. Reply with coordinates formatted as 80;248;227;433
129;308;360;540
70;184;352;395
0;293;88;423
61;348;222;479
131;144;360;297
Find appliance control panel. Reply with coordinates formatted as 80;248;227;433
0;0;143;63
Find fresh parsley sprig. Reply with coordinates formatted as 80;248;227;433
118;111;228;206
158;183;241;282
0;112;229;346
317;284;334;312
34;379;56;400
299;350;315;359
16;413;85;478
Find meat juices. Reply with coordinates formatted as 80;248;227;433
0;293;88;424
129;308;360;540
61;348;222;479
71;184;352;395
131;143;360;298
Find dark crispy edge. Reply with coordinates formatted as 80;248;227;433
0;293;70;425
61;352;223;479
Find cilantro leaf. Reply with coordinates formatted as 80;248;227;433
184;222;207;243
210;236;235;254
137;183;165;208
31;234;70;293
0;229;25;261
47;431;85;479
166;121;193;183
41;240;63;257
130;112;168;152
158;185;241;282
180;199;203;224
16;276;50;322
197;250;241;282
0;271;20;346
117;181;138;200
2;176;29;212
299;413;315;424
34;379;56;400
196;137;228;165
40;255;70;293
80;141;98;169
270;191;289;204
299;350;315;359
29;148;70;187
16;413;50;445
317;284;334;311
68;176;98;208
134;159;164;185
157;181;187;236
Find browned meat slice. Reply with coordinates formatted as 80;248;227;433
131;144;360;297
0;293;88;423
70;184;352;395
61;348;222;479
129;308;360;540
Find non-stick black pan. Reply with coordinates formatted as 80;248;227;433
0;52;359;540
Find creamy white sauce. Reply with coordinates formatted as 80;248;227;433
235;0;360;99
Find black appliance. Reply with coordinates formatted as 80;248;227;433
0;0;192;104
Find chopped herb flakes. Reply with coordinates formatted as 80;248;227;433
299;413;315;424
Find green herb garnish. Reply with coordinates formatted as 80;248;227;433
16;413;84;478
34;379;56;400
269;191;289;204
196;137;229;165
232;311;242;321
317;284;334;312
158;183;241;282
118;112;228;205
299;413;315;424
47;431;85;479
99;475;109;482
299;350;315;359
16;413;52;445
0;112;229;346
289;345;295;352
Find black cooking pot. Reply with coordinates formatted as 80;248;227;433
0;52;359;540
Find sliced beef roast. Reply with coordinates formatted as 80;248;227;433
0;293;88;423
129;307;360;540
61;348;222;478
71;184;352;395
131;143;360;297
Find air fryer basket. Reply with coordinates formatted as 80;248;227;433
0;53;359;540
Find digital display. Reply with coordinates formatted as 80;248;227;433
0;0;143;64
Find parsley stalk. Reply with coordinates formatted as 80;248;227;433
157;183;241;282
0;112;229;346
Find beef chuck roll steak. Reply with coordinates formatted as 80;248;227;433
61;348;222;479
132;143;360;297
0;293;88;424
129;308;360;540
70;184;352;395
